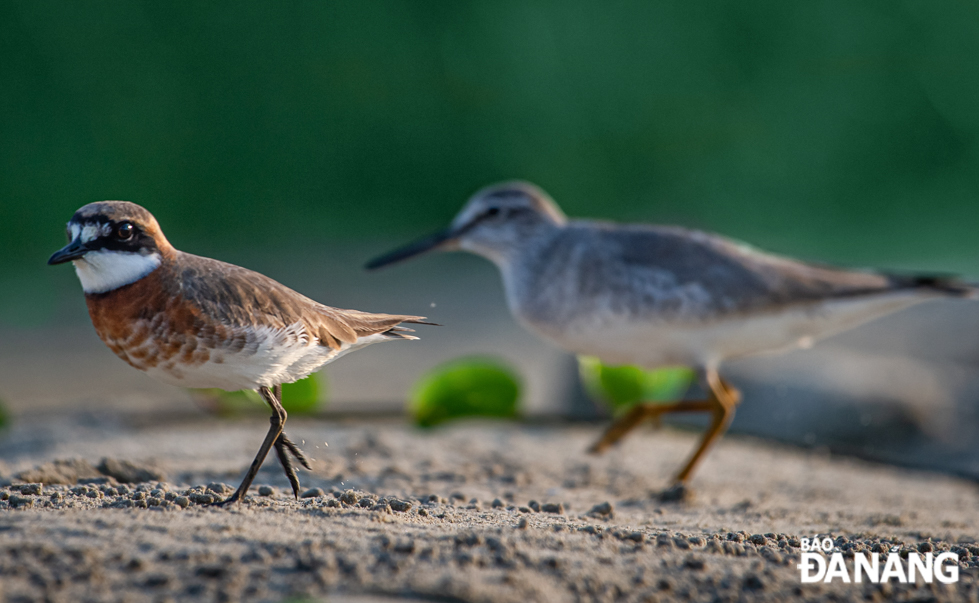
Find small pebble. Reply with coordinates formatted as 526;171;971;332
684;555;706;570
9;494;34;508
301;488;324;498
528;500;540;512
173;496;190;508
517;518;528;529
19;483;42;496
588;501;613;516
541;502;564;514
743;573;765;590
491;498;505;508
207;483;232;495
257;486;275;497
340;490;359;505
389;499;412;513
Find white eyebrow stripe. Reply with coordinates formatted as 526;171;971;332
75;222;112;243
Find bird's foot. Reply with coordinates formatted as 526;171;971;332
210;490;246;508
586;439;611;455
275;432;312;499
278;433;312;470
657;482;692;503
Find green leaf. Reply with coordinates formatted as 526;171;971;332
578;356;694;414
0;396;9;429
190;374;324;416
281;374;322;415
409;357;521;428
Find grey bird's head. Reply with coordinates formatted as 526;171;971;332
367;181;566;269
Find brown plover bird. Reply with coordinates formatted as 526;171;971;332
367;181;974;495
49;201;430;505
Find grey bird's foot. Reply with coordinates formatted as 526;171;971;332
658;483;692;503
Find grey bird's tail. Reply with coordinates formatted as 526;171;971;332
886;274;978;298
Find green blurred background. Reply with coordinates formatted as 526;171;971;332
2;0;977;328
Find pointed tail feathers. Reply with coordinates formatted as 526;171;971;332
887;274;978;298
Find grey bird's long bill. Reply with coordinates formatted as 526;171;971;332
48;238;91;265
365;228;455;270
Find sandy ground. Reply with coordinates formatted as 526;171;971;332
1;414;978;602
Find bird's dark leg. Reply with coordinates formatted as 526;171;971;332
271;385;312;499
214;386;287;506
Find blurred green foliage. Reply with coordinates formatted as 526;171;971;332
579;357;695;414
192;374;324;417
0;396;9;429
409;357;520;427
3;2;978;327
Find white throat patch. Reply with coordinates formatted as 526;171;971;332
73;250;162;294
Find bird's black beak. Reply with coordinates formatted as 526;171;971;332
365;228;458;270
48;238;91;265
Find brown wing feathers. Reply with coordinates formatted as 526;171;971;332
175;252;429;351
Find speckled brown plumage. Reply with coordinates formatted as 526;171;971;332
85;248;427;377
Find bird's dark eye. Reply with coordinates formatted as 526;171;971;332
115;222;135;240
485;207;501;218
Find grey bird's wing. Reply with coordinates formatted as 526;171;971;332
525;221;970;323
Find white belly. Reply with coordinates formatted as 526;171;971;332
529;291;935;370
123;323;391;391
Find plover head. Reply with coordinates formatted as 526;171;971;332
48;201;174;294
367;181;567;269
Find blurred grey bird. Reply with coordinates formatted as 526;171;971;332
367;181;975;496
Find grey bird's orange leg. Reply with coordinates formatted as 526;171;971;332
670;371;740;485
215;386;288;506
272;385;312;499
588;369;741;490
